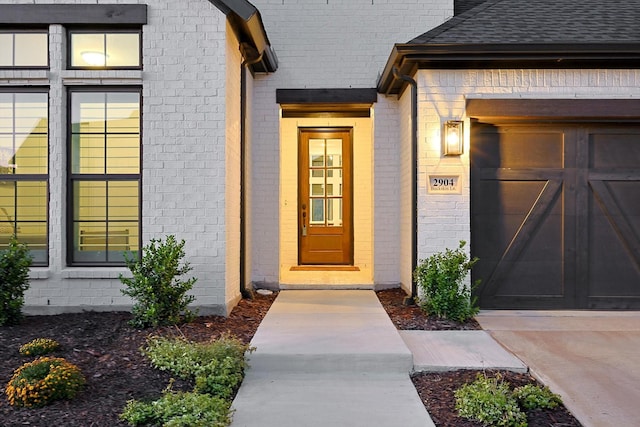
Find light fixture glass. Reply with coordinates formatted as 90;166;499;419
443;120;464;156
81;51;108;66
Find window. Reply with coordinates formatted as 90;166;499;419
69;30;141;68
69;89;141;265
0;31;48;68
0;91;49;265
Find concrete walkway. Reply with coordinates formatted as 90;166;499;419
399;330;526;373
230;290;526;427
477;311;640;427
230;290;434;427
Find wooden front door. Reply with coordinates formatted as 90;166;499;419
471;121;640;309
298;128;353;265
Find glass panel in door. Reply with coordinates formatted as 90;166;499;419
308;138;342;227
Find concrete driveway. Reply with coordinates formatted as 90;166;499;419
476;311;640;427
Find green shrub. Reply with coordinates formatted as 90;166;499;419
5;357;85;407
0;235;33;326
120;389;232;427
19;338;60;356
513;383;562;410
143;333;253;399
120;235;197;328
455;373;565;426
413;240;479;322
454;373;527;427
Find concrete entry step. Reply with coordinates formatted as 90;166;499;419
231;371;435;427
247;290;413;374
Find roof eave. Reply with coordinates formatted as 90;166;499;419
209;0;278;73
378;43;640;95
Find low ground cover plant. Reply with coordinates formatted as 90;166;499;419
19;338;60;356
413;240;479;322
454;373;562;427
120;235;197;328
512;383;562;410
120;387;232;427
5;356;85;407
143;333;253;399
0;235;33;326
121;333;253;426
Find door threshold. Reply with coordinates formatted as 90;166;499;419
290;265;360;271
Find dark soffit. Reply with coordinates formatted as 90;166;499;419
378;42;640;95
209;0;277;73
277;88;377;118
277;88;378;105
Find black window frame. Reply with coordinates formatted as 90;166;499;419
0;87;50;266
0;29;49;69
66;86;142;267
67;27;143;70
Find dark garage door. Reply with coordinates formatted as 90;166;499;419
471;122;640;309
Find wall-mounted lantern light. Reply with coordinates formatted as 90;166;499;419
443;120;464;156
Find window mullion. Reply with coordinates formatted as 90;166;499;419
12;93;16;171
103;34;108;67
104;99;108;174
12;179;17;233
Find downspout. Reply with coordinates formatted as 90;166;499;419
392;66;418;305
239;49;264;299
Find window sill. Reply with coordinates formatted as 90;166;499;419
61;267;129;279
0;69;49;84
28;268;50;280
61;69;143;85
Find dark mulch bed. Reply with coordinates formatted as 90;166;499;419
377;288;583;427
412;370;582;427
0;288;582;427
376;288;481;330
0;292;276;427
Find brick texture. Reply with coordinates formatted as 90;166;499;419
414;68;640;285
0;0;234;315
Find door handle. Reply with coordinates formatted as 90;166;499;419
301;210;307;236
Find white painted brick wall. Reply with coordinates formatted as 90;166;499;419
224;21;243;311
373;96;402;286
249;0;452;286
397;89;414;291
0;0;236;315
416;68;640;266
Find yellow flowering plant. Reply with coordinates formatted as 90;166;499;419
19;338;60;357
5;357;85;407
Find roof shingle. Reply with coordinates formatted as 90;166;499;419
412;0;640;45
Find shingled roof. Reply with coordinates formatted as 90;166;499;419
415;0;640;45
378;0;640;94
